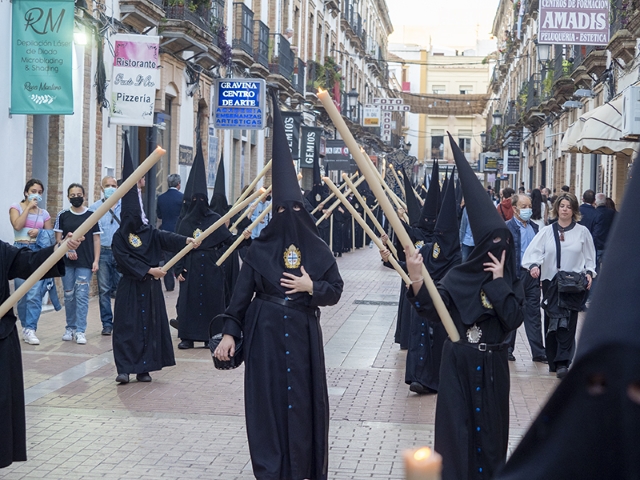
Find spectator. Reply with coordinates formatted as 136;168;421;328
8;179;52;345
530;188;547;230
605;197;617;212
561;185;570;192
458;200;474;262
505;194;546;363
54;184;101;345
518;186;526;194
156;174;183;291
89;176;122;335
497;187;515;221
579;189;597;234
592;192;616;272
249;194;271;239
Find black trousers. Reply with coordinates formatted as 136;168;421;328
162;250;175;291
541;280;578;371
506;269;545;358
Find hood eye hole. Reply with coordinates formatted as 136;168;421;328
587;373;607;396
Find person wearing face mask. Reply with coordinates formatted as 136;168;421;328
54;184;102;345
89;176;122;336
9;179;53;345
405;135;524;480
505;194;546;363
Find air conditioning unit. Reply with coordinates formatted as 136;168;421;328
621;85;640;137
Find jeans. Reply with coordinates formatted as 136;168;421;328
460;243;474;262
97;247;121;328
62;266;92;333
13;242;44;331
41;279;62;311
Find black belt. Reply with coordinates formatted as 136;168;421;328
457;341;505;352
255;293;318;316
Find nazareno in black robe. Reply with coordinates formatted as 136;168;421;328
175;195;247;341
0;242;64;468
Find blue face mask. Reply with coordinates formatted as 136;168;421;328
103;187;117;199
28;193;43;202
519;208;532;221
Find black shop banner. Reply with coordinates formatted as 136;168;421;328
324;139;355;172
282;112;301;159
300;126;322;169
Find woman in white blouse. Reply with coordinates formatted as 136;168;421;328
522;192;596;379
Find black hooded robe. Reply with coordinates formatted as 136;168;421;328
112;229;186;374
408;278;523;480
0;243;64;468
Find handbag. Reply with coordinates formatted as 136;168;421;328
208;314;244;370
552;223;587;294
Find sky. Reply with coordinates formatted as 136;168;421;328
387;0;502;50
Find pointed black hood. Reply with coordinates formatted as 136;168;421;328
243;90;335;295
438;132;522;326
418;160;440;234
495;158;640;480
403;167;421;227
209;155;230;215
178;141;230;248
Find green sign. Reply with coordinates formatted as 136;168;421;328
11;0;74;115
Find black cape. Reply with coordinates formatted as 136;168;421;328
0;242;64;468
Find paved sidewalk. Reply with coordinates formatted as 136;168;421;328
2;247;562;479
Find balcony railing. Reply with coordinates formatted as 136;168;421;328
253;20;269;68
526;73;541;111
270;34;294;80
504;100;518;127
553;45;573;83
293;58;306;95
610;0;631;36
164;0;224;42
306;60;319;90
232;2;254;56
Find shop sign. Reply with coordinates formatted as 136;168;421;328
282;112;301;159
539;0;609;45
300;126;322;169
213;78;266;129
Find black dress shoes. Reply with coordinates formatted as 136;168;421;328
409;382;437;395
178;340;194;349
556;366;569;379
532;355;548;364
115;373;129;384
136;373;152;382
508;353;516;361
169;318;179;330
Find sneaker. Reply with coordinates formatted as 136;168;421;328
62;328;75;341
76;332;87;344
23;329;40;345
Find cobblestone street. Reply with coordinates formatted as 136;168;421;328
2;247;563;479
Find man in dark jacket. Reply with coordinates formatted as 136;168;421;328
579;189;597;234
156;174;183;291
592;192;616;272
505;194;546;363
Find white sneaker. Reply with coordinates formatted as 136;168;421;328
23;328;40;345
62;328;75;341
75;332;87;344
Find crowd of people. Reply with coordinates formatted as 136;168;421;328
0;89;632;478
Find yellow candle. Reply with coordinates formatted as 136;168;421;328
317;88;460;342
404;447;442;480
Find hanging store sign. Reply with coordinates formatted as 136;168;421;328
363;105;381;127
300;126;322;169
109;34;159;126
282;112;301;159
11;0;75;115
213;78;266;130
324;139;353;171
504;140;521;175
538;0;609;46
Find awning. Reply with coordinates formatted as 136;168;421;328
575;97;638;155
561;113;590;153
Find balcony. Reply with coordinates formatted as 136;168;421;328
161;0;223;59
504;100;519;128
570;45;593;88
269;34;294;91
120;0;165;31
232;3;254;68
608;0;637;63
251;20;269;75
292;58;306;97
582;45;608;79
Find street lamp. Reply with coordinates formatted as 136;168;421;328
536;41;552;64
347;88;359;121
492;111;502;127
480;131;486;150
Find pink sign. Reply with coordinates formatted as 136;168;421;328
539;0;609;46
114;40;159;67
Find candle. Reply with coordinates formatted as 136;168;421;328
317;88;460;342
404;447;442;480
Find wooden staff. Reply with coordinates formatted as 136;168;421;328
351;215;355;251
229;185;271;234
414;186;425;206
329;214;333;252
342;173;398;259
232;160;272;208
318;88;460;342
390;165;406;197
162;188;264;272
324;177;411;286
0;146;166;319
369;156;408;212
310;171;359;215
315;176;366;226
216;204;272;266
